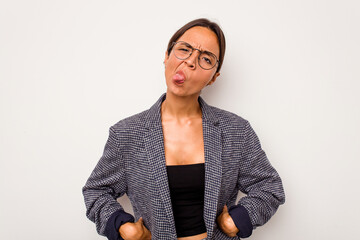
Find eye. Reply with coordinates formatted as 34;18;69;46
179;48;190;52
202;56;213;65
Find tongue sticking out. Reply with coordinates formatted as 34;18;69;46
173;72;185;84
173;73;185;81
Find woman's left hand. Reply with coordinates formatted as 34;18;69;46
216;205;239;237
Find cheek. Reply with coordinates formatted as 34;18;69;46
164;60;177;83
165;53;179;66
197;72;216;85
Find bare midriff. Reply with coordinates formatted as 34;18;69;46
177;232;207;240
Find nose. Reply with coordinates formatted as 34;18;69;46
185;50;200;69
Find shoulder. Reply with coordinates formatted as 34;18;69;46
110;109;149;134
208;105;249;129
111;94;165;133
207;105;257;145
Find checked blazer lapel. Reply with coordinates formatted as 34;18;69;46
199;97;223;239
143;124;177;233
143;94;177;236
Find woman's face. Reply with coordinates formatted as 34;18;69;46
164;26;220;98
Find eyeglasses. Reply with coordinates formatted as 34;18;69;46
171;41;219;70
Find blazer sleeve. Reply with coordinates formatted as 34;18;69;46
82;126;134;238
233;121;285;234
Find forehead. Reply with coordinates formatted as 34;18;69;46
177;26;220;56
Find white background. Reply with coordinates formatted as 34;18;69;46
1;1;359;239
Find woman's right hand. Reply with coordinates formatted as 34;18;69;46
119;217;152;240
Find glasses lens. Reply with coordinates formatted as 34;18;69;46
172;42;218;70
199;52;217;70
173;42;192;60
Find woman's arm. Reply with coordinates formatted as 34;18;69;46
82;127;135;239
229;121;285;238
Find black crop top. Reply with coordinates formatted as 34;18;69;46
166;163;207;237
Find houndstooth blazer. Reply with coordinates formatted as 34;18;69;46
83;93;285;240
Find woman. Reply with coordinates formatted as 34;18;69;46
83;18;285;240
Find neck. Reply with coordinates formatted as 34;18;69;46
161;92;202;120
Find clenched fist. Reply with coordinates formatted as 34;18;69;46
119;217;152;240
216;205;239;237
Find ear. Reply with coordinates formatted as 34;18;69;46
207;72;220;86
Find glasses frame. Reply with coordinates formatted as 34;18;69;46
171;41;220;70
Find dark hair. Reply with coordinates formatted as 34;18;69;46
166;18;226;73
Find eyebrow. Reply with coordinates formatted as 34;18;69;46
181;41;217;57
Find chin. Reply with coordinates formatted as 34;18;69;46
168;89;200;99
